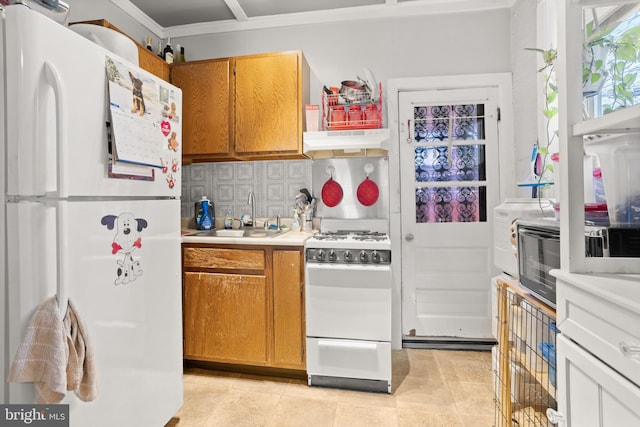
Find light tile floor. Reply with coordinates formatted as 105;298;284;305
166;349;495;427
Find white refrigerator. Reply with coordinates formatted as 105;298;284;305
1;4;183;426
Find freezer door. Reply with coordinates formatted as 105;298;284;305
6;199;183;426
3;5;182;198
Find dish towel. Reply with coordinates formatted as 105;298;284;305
8;296;98;403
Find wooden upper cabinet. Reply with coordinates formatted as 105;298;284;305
171;58;234;160
235;51;309;158
137;47;170;81
234;51;309;159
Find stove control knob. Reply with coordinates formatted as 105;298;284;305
371;250;381;263
328;250;337;261
344;250;353;261
359;250;368;262
316;249;326;260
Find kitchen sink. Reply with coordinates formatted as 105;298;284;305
192;228;284;238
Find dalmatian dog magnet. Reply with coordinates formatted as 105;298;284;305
101;212;148;286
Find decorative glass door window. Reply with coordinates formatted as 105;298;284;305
412;104;487;223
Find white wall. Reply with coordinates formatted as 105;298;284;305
511;0;541;198
174;9;511;108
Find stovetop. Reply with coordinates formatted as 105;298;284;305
307;219;390;250
305;219;391;263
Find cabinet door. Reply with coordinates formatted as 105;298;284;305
183;271;267;365
272;249;305;369
557;335;640;427
171;58;233;159
234;51;306;157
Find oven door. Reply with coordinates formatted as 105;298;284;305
517;225;560;306
305;263;391;342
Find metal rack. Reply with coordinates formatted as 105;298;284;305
495;278;558;427
321;83;383;131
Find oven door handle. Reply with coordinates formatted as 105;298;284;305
306;263;391;272
318;340;378;351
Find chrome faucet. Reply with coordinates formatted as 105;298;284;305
247;191;256;227
264;215;281;230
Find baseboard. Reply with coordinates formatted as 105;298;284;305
402;336;496;351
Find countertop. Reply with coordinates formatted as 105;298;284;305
181;228;315;246
551;269;640;314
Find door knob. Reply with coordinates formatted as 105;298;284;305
405;233;414;241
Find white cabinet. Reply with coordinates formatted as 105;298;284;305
553;271;640;426
556;335;640;427
546;1;640;425
555;0;640;274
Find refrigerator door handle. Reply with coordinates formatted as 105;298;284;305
54;201;69;315
43;61;68;198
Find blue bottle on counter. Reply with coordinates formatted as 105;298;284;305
195;196;214;230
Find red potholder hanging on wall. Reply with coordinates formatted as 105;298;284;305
357;176;379;206
321;177;343;207
356;163;379;206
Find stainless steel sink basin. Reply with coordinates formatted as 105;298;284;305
192;228;284;238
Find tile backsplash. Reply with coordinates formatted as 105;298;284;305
181;160;312;221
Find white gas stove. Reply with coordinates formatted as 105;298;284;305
304;218;392;393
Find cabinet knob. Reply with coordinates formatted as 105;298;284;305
619;341;640;360
405;233;414;241
546;408;565;425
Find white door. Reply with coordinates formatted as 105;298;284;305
400;88;500;339
6;199;183;426
3;5;181;198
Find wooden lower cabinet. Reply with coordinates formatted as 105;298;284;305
182;245;305;372
273;250;305;369
183;272;267;364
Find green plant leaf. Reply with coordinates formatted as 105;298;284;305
617;45;636;61
547;92;557;103
624;72;637;86
590;73;602;84
546;164;554;173
543;108;557;119
621;26;640;43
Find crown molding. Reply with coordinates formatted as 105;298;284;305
110;0;165;37
112;0;513;39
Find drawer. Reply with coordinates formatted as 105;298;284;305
557;278;640;387
306;337;391;381
183;247;265;270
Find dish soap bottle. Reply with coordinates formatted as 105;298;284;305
195;196;214;230
224;209;233;229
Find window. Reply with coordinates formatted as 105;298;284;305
585;5;640;117
412;104;487;223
